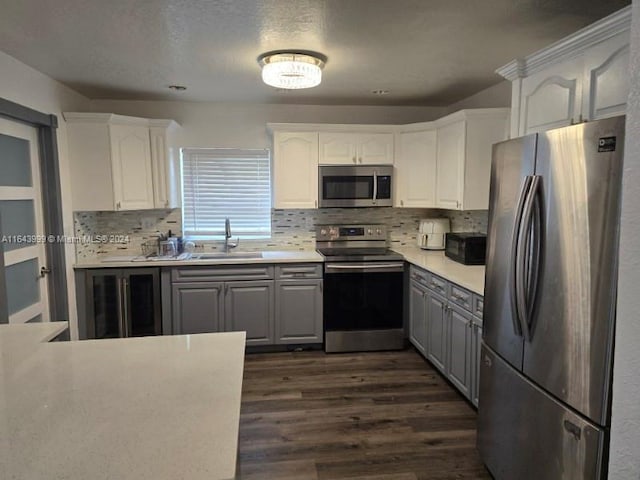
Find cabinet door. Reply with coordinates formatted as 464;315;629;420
225;281;274;346
519;57;583;135
471;320;482;407
447;304;472;399
122;268;161;337
396;130;436;207
275;279;322;344
583;31;630;121
172;282;223;334
109;124;155;210
409;280;428;355
85;270;123;339
436;120;465;209
318;132;358;164
273;132;319;208
358;133;394;164
149;126;171;208
426;291;448;373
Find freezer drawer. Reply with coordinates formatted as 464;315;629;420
477;344;605;480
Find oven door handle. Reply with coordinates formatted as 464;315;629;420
325;262;404;273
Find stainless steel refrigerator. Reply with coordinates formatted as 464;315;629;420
477;116;625;480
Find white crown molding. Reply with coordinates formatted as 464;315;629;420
63;112;179;128
496;5;631;81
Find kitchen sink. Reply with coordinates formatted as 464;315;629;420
190;252;264;260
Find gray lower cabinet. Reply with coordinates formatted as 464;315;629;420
426;290;448;373
408;264;483;406
275;279;322;343
409;279;428;355
225;281;274;346
446;304;473;398
169;263;323;346
172;282;223;334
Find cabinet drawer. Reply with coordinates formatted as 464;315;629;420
409;266;430;289
276;264;322;279
449;284;473;312
427;273;449;296
172;265;274;282
473;294;484;319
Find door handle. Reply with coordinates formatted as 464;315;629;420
372;169;378;204
516;175;542;342
510;175;533;337
121;278;129;338
39;266;51;278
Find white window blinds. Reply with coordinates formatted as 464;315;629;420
181;148;271;238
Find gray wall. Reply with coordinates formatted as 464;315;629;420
445;80;512;113
609;1;640;478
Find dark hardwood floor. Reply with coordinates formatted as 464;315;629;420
237;348;491;480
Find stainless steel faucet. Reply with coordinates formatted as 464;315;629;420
224;218;238;253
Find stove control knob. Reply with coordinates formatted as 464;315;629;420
320;228;327;236
376;228;382;235
367;229;372;235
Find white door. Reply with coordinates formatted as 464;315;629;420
273;132;319;208
396;130;436;207
0;118;50;324
436;120;465;209
318;132;358;165
357;133;394;164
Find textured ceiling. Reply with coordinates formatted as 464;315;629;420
0;0;630;105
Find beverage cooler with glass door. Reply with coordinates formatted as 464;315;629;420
77;268;162;339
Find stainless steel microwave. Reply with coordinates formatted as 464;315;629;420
318;165;393;208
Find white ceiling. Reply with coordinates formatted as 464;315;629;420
0;0;630;105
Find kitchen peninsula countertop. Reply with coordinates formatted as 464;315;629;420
0;323;245;480
394;246;486;295
74;249;324;268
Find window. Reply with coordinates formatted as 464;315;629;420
181;148;271;239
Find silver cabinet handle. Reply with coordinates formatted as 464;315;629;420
116;201;121;210
352;156;357;163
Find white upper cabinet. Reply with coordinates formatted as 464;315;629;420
435;109;510;211
65;113;180;211
319;132;394;165
582;31;630;121
498;6;631;137
109;124;154;210
519;57;583;135
149;120;181;209
272;131;319;209
395;129;437;208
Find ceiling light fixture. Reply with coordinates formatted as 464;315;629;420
257;51;327;90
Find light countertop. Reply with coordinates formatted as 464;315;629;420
394;247;486;295
0;323;245;480
74;249;324;268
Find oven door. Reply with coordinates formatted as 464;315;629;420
319;165;393;207
323;261;404;331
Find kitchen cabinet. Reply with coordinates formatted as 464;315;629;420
434;109;510;210
172;282;224;334
65;113;180;211
426;290;448;373
395;129;437;208
76;268;162;339
272;131;319;209
446;304;472;398
169;263;323;346
274;264;323;344
171;265;275;345
408;265;482;405
225;281;274;346
497;7;631;136
319;132;394;165
409;278;428;355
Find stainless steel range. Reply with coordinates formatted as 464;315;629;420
316;224;404;353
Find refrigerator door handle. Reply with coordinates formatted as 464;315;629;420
510;175;532;337
516;175;542;342
526;181;544;329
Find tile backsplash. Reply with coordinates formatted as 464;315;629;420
74;208;488;262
